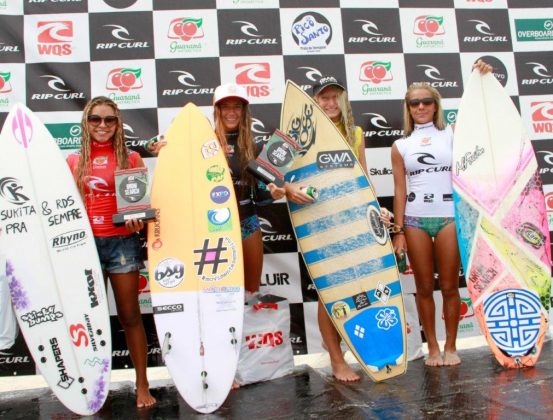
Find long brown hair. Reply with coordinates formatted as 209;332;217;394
213;100;256;186
402;82;446;137
75;96;129;197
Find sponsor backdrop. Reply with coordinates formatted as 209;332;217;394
0;0;552;375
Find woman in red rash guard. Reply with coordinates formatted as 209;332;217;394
67;96;156;408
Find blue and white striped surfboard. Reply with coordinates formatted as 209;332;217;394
281;81;406;381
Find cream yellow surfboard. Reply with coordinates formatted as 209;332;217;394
147;103;244;413
281;81;407;382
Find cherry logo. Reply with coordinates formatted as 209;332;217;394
168;17;204;41
69;323;89;347
413;16;444;38
531;101;553;122
359;61;392;84
0;72;12;93
106;68;142;92
545;192;553;211
459;298;474;320
138;273;150;294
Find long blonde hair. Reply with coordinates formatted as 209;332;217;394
213;100;256;186
75;96;129;197
315;87;357;148
402;82;445;137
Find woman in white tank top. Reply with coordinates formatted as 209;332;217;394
390;60;492;367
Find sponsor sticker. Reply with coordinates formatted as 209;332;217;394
193;237;237;282
154;258;185;288
366;204;387;245
201;139;220;159
153;304;184;314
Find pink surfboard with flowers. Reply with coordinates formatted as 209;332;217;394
0;104;111;415
452;72;551;368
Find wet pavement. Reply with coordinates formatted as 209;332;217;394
1;342;552;419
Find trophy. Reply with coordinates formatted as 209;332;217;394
112;167;156;225
247;129;301;187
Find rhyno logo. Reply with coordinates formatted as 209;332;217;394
52;229;86;249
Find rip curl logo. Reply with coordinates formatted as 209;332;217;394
171;70;200;87
469;20;494;36
527;62;552;78
21;305;63;328
415;152;439;166
105;24;133;41
235;20;262;38
106;68;142;93
376;308;399;330
286;103;316;156
357;20;382;36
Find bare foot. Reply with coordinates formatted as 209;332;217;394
443;351;461;366
232;380;240;390
136;385;156;408
425;353;444;367
331;361;361;382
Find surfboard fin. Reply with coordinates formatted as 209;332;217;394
161;332;172;362
229;326;238;350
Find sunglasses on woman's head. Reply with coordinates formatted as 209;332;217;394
87;115;118;127
408;98;434;107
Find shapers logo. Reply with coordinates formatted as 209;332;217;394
531;102;553;134
37;21;73;56
235;62;270;98
0;177;29;205
292;12;332;52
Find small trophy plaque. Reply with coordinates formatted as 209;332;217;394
247;129;301;187
112;167;156;225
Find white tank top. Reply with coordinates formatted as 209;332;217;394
394;122;454;217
